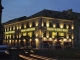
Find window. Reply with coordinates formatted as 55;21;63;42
69;32;71;38
12;26;13;30
27;22;29;28
49;22;52;27
69;24;71;29
32;22;35;27
56;23;59;28
44;22;46;27
64;24;66;28
49;31;52;37
52;32;57;37
21;23;24;29
43;31;46;37
32;31;35;37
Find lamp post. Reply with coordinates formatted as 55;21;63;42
0;0;4;45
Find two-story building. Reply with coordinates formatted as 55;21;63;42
3;9;80;49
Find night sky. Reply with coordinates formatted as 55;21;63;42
2;0;80;23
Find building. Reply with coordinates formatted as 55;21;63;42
3;9;80;49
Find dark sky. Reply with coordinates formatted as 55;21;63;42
2;0;80;23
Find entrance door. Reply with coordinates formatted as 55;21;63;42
43;41;52;48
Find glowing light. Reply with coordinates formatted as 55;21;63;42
60;23;63;28
30;39;32;42
59;40;62;42
29;22;32;27
47;36;49;38
72;25;74;29
49;38;52;41
47;27;68;32
13;26;15;30
9;40;11;43
21;28;35;32
46;23;49;27
43;37;47;41
69;39;71;42
36;21;38;26
23;33;26;36
24;24;26;28
19;25;21;29
30;50;34;53
42;22;43;26
63;38;67;42
53;24;56;28
66;25;69;29
5;31;15;34
35;38;39;45
5;51;9;54
54;39;57;42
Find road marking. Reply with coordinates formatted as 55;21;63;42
19;54;57;60
19;54;37;60
30;54;57;60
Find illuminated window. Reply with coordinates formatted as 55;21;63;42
52;32;57;37
59;32;64;36
5;28;6;31
23;33;27;36
13;26;15;30
28;32;32;37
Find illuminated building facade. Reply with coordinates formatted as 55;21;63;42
3;9;80;48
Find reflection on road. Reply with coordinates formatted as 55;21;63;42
30;54;57;60
19;50;57;60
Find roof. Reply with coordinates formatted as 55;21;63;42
28;9;80;20
3;9;80;25
3;16;27;25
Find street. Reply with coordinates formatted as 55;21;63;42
0;49;57;60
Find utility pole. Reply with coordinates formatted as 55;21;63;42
0;0;4;45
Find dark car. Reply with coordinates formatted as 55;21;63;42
0;45;9;58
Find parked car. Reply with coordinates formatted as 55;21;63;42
0;45;9;58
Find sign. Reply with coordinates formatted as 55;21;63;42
21;28;35;32
47;27;68;32
5;31;15;34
